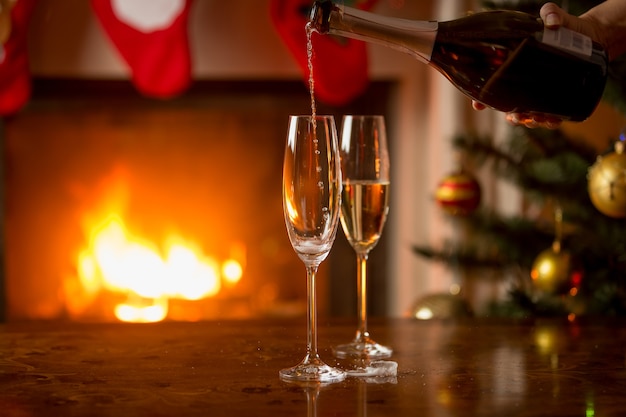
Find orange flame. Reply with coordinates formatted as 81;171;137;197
76;215;243;322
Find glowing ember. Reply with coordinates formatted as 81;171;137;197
77;215;243;322
116;297;168;323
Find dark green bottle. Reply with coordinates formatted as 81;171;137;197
309;1;608;122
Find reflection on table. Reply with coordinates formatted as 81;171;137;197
1;318;626;416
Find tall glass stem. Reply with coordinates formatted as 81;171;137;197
280;259;345;381
306;263;320;361
355;252;370;342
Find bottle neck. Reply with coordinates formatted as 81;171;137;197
309;1;438;63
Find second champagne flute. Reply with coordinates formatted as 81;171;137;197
334;115;392;360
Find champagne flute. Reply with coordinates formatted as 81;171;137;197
334;115;392;360
280;115;345;383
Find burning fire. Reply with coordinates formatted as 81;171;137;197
76;215;244;323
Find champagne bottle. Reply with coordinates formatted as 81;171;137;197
309;2;608;122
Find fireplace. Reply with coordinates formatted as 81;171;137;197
0;79;392;322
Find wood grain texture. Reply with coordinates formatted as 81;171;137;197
2;318;626;416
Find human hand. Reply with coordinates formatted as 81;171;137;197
471;101;563;129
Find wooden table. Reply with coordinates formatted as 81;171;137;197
1;318;626;416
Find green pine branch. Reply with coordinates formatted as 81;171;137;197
413;208;554;271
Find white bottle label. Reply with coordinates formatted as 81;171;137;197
542;27;593;57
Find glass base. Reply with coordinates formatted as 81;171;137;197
279;359;346;383
333;340;393;360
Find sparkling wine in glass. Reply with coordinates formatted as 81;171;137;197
334;115;392;360
280;115;345;383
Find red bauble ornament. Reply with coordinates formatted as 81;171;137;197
435;171;481;216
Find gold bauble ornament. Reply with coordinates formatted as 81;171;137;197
530;246;577;295
588;141;626;218
530;207;583;296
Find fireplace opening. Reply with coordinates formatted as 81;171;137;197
1;79;393;322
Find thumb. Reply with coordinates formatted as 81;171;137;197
540;2;567;28
540;2;588;36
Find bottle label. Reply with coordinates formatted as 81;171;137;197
541;27;592;57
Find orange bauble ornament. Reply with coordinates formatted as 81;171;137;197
435;171;481;216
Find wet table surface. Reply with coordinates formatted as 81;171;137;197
1;317;626;416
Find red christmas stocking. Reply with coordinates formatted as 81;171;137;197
0;0;37;117
270;0;377;106
91;0;193;99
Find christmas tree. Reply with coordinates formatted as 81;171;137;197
412;0;626;318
